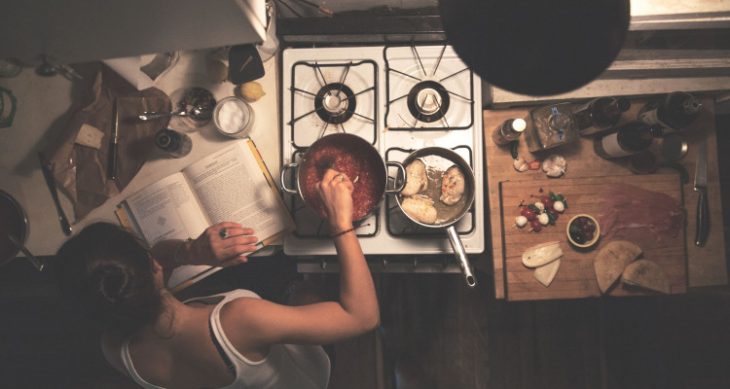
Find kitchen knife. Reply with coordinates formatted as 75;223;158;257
38;153;73;236
693;138;709;246
107;99;119;181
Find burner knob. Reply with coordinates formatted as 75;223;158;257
381;258;388;270
412;258;418;268
320;260;327;270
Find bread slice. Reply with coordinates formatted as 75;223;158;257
534;258;561;287
594;240;642;294
622;259;671;294
522;241;562;268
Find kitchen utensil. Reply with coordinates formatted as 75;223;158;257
138;106;208;121
280;133;405;223
6;234;44;271
693;138;709;247
38;153;72;236
439;0;630;96
0;190;29;267
394;147;477;288
499;174;686;301
107;98;119;181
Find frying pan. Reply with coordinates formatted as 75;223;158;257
0;190;29;266
394;147;477;288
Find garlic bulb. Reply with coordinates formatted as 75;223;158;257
513;156;529;172
542;154;567;178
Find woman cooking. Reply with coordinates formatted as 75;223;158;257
55;169;378;389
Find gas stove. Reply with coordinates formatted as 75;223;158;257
281;44;484;260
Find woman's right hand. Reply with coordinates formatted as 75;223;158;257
317;169;354;232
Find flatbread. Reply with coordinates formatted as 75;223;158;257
534;258;561;287
594;240;642;294
522;241;562;268
622;259;671;294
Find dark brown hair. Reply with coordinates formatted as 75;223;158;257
55;222;163;335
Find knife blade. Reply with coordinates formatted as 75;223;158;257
38;153;73;236
693;138;709;247
107;98;119;181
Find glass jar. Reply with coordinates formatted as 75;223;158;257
525;103;578;152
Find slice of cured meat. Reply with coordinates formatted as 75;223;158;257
598;184;684;247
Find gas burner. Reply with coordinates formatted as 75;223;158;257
289;60;377;148
314;83;356;124
384;45;474;131
407;80;450;123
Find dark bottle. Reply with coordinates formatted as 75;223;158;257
155;128;192;158
492;118;527;145
593;121;662;159
638;92;702;130
573;97;631;136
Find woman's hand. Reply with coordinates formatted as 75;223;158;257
185;222;259;267
317;169;354;232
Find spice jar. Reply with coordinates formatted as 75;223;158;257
213;96;255;138
492;118;526;146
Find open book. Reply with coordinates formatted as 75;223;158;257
116;139;294;291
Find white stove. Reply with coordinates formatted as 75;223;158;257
281;45;484;258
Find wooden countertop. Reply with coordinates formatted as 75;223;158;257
483;97;727;300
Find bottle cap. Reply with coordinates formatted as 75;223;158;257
512;118;527;132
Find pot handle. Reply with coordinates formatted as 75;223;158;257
446;225;477;288
279;162;299;195
385;161;406;194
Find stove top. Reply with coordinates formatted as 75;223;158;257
281;44;484;257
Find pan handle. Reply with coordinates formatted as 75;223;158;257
279;162;299;195
446;225;477;288
385;161;406;194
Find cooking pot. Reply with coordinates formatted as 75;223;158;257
280;133;405;222
394;147;477;288
0;190;29;266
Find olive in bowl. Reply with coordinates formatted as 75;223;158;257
566;214;600;248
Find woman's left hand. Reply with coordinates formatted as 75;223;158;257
186;222;259;267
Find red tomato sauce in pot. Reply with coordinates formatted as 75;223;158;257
300;144;381;220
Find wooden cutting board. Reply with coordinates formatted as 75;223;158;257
499;174;687;301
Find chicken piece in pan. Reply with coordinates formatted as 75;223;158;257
401;159;428;197
440;165;465;205
401;194;438;224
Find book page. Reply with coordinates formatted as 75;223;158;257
183;140;292;243
124;173;210;246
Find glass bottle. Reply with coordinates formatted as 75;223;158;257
492;118;526;146
155;128;192;158
593;121;661;159
573;96;630;136
638;92;702;131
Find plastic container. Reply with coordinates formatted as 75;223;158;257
213;96;255;138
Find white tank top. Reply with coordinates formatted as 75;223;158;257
119;289;331;389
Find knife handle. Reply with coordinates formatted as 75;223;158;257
108;142;118;181
695;187;709;246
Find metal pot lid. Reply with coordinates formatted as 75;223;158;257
439;0;630;96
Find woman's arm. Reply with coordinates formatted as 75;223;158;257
151;223;259;274
221;169;379;346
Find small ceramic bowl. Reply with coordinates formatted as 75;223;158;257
566;214;600;248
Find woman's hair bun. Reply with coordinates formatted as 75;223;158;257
92;263;131;304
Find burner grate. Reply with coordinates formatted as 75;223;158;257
384;44;475;131
289;60;378;148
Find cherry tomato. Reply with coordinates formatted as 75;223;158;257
544;198;554;210
521;207;537;221
530;219;542;232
